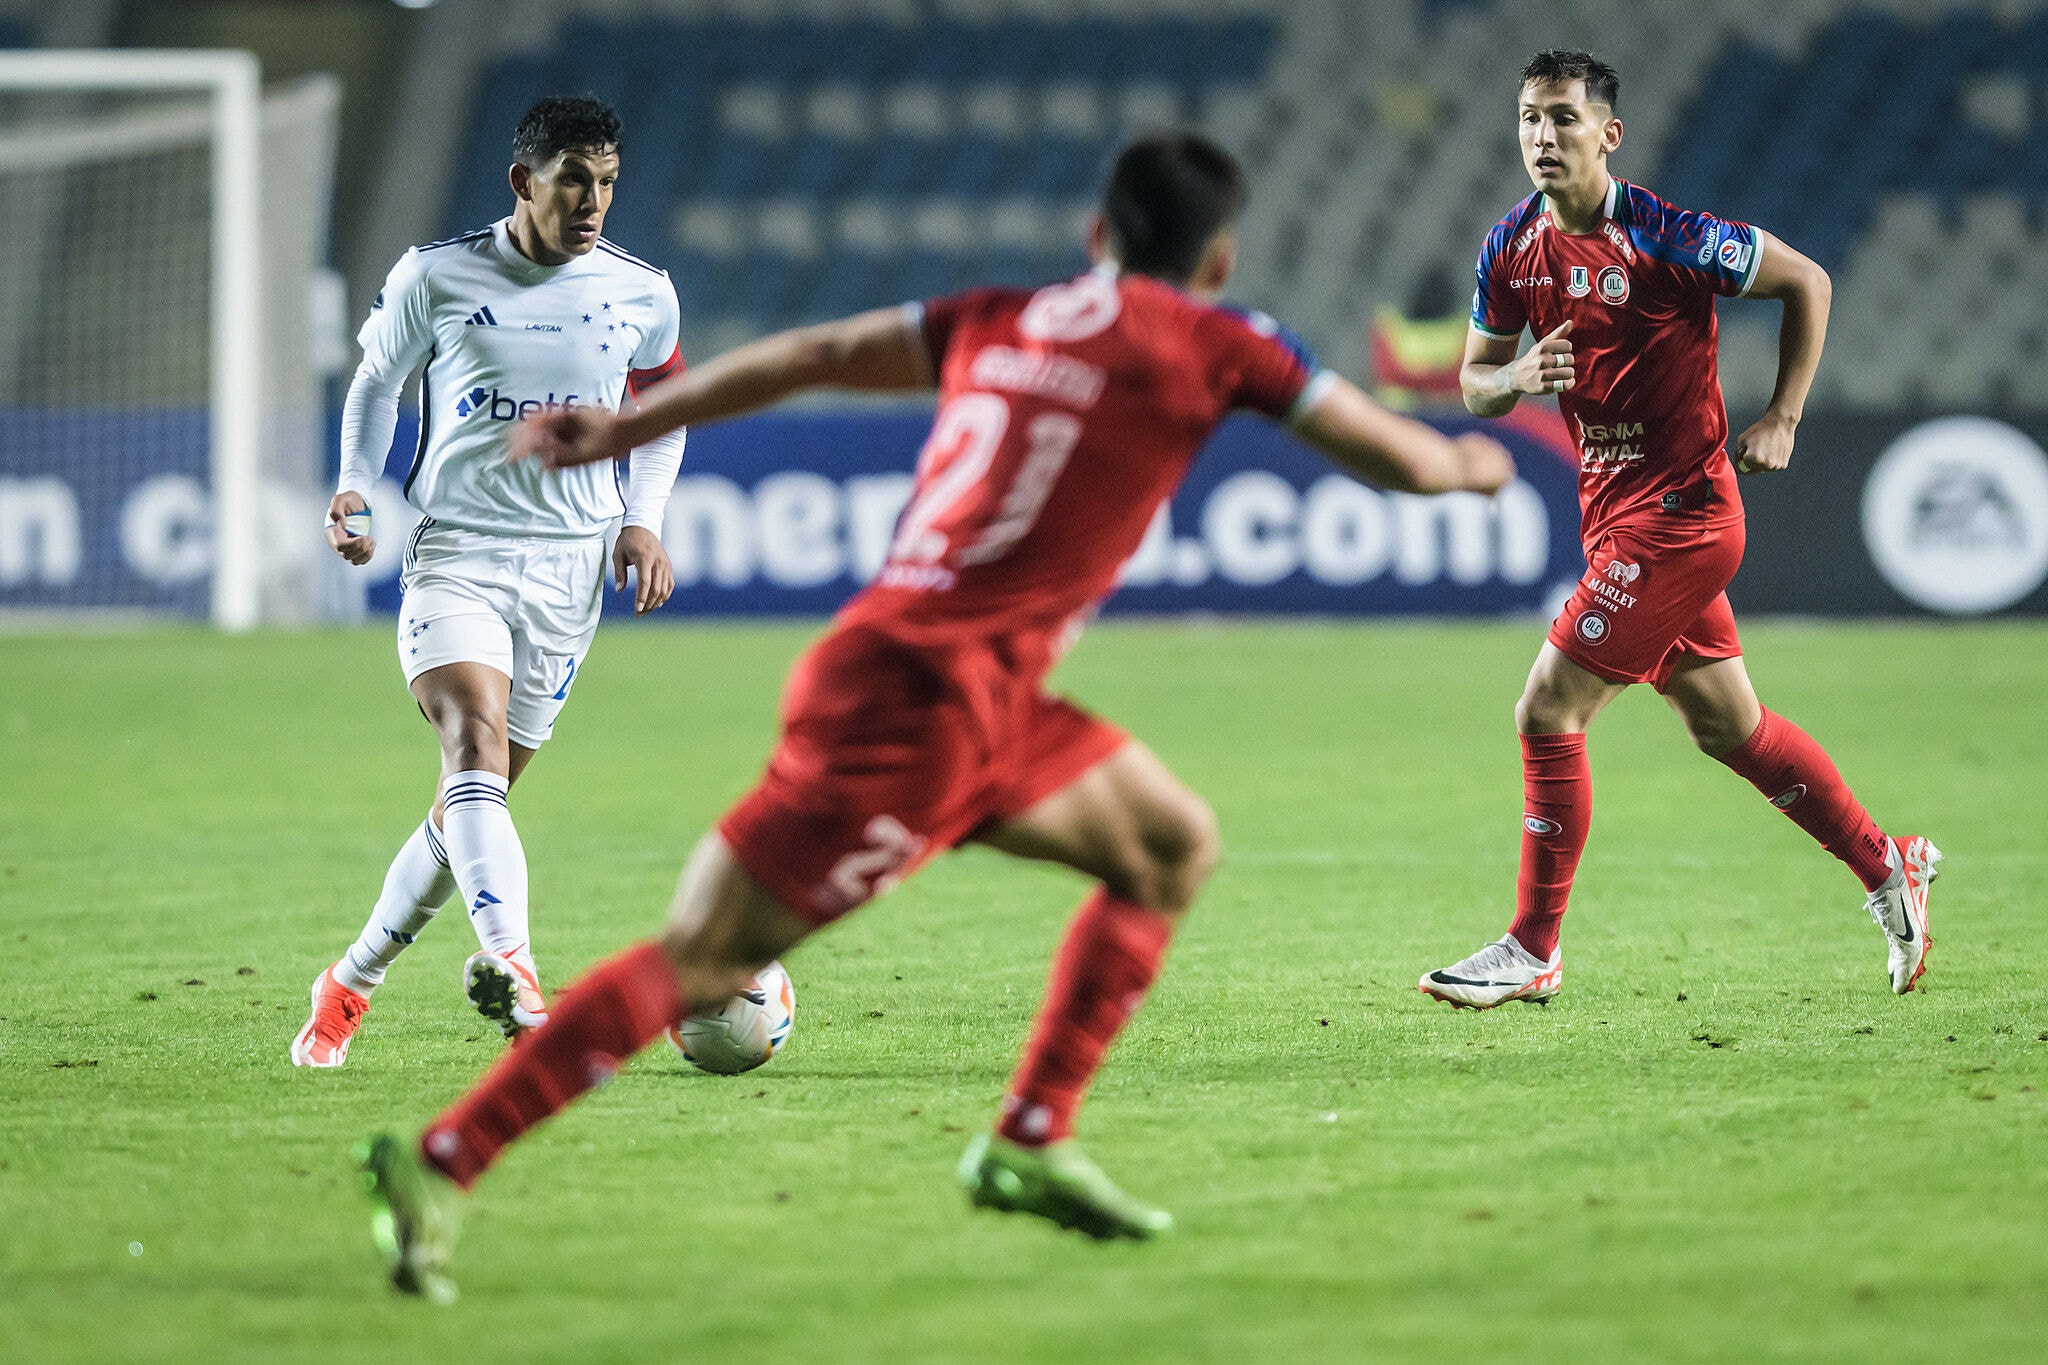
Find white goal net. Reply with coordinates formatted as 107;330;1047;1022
0;52;342;628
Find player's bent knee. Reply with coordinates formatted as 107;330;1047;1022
1516;681;1591;735
658;836;815;1007
656;918;764;1009
441;713;509;772
1123;798;1219;915
416;688;511;772
1177;799;1223;891
1514;690;1559;734
1682;713;1750;758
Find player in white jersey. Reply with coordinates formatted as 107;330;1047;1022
292;97;687;1067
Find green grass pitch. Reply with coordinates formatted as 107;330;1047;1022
3;619;2045;1361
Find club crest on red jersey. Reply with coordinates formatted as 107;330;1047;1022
1567;265;1591;298
1597;265;1630;304
1019;272;1120;342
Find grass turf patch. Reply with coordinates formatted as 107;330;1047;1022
2;620;2043;1361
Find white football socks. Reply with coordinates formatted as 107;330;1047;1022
335;815;457;995
440;769;534;972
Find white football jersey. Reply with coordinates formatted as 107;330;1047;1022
360;218;683;539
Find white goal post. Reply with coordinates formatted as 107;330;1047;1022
0;48;313;634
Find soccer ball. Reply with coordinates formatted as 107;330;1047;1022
666;960;795;1075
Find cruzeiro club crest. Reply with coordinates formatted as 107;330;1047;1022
1566;265;1591;298
1597;265;1630;304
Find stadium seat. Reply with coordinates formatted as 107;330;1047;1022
698;131;782;203
447;54;552;233
782;132;858;201
891;252;964;308
806;251;891;322
866;132;940;198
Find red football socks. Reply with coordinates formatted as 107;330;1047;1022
997;890;1175;1148
1716;708;1893;892
1506;733;1592;961
420;940;685;1190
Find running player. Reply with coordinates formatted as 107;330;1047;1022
355;132;1515;1299
292;97;686;1066
1418;51;1939;1010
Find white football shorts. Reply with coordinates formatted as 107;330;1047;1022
395;518;606;748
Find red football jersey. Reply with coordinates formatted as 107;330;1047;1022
837;266;1324;650
1472;177;1761;544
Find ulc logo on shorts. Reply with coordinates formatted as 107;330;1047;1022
1575;610;1610;645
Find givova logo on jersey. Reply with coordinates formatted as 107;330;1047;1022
453;386;584;421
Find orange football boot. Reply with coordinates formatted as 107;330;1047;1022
291;965;370;1067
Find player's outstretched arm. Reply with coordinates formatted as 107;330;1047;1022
1293;375;1516;496
514;307;932;470
1460;321;1574;418
1731;229;1830;475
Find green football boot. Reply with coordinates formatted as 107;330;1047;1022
957;1132;1173;1241
356;1132;463;1304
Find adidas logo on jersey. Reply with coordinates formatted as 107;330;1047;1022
453;385;585;421
464;306;500;326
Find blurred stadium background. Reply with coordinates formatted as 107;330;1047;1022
3;0;2046;627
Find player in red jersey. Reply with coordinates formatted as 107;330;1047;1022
1418;51;1940;1011
353;133;1514;1298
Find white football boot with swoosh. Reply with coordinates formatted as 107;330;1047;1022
1866;835;1941;994
1420;935;1562;1009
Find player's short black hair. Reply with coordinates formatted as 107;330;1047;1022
1521;50;1620;111
1100;132;1248;283
512;95;622;168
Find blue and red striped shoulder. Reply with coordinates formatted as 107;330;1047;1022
1480;191;1547;264
1614;180;1761;296
1214;304;1321;375
1471;192;1545;339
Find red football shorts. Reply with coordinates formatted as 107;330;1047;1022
719;622;1128;925
1548;513;1746;690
